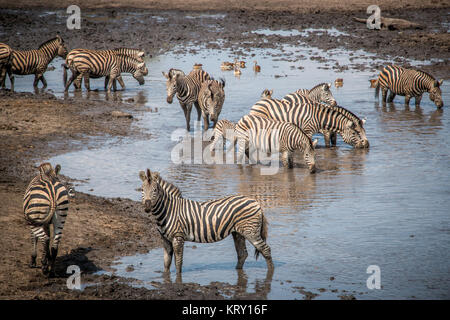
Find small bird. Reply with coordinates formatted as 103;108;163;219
253;61;261;72
193;63;203;70
334;78;343;88
221;61;234;71
234;65;242;76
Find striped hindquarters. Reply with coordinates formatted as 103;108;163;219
23;175;69;226
0;43;12;65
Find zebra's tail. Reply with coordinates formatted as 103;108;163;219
254;212;268;260
62;63;68;87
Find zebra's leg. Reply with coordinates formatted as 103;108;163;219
33;74;40;88
40;225;51;275
203;113;210;131
40;75;47;88
415;95;422;107
323;131;331;147
330;132;337;146
161;236;173;272
281;150;289;168
0;66;6;88
49;212;65;276
194;101;202;122
387;91;396;103
117;76;125;90
287;152;294;169
29;228;39;268
404;95;411;106
104;76;109;90
172;236;185;274
381;88;388;103
83;73;91;91
184;104;193;132
232;232;248;269
242;232;274;270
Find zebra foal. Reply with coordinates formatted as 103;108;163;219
139;169;274;275
375;65;443;108
235;114;318;173
23;163;70;276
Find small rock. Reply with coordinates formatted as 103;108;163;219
111;111;133;119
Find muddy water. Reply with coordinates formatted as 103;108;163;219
34;39;450;299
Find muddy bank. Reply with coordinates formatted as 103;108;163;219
0;6;448;78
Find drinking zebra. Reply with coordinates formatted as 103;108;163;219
235;114;318;173
63;48;145;91
23;163;70;276
139;169;273;274
375;65;444;108
249;98;369;148
0;43;12;88
64;51;147;92
1;35;67;91
163;68;211;131
198;78;226;130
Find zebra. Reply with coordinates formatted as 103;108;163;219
63;48;145;91
0;43;12;88
375;65;444;108
64;51;147;92
139;169;274;274
23;163;70;276
209;119;237;151
1;36;67;91
162;68;211;131
198;78;226;130
284;83;337;107
249;98;369;148
235;114;318;173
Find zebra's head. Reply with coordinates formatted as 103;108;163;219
163;69;185;104
340;120;369;148
55;35;68;58
38;162;61;183
203;79;225;125
429;79;444;108
261;89;273;99
132;62;146;85
304;139;318;174
139;168;161;213
315;83;337;107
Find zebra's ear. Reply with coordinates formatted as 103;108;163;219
220;78;226;88
146;168;152;181
55;164;61;175
162;71;169;79
312;139;318;148
138;51;145;57
139;171;147;182
269;90;273;96
326;83;331;90
438;79;443;87
361;117;367;125
152;172;161;183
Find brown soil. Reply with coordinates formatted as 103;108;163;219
0;0;448;300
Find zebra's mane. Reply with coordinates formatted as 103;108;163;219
157;175;182;198
38;37;61;49
415;69;436;82
310;82;329;92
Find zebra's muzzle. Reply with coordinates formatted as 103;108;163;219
167;96;173;104
144;200;152;213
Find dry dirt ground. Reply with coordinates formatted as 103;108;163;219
0;0;448;300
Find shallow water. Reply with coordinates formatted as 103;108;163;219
22;39;450;299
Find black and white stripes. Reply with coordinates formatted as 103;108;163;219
139;169;273;274
376;65;444;108
23;163;69;275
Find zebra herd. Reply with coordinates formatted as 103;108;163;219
13;36;445;277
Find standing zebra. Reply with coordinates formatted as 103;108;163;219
235;114;318;173
63;48;145;91
139;169;273;275
64;51;147;92
285;83;337;107
375;65;444;108
2;35;67;91
198;78;226;130
0;43;12;88
249;98;369;148
163;68;211;131
23;163;70;276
